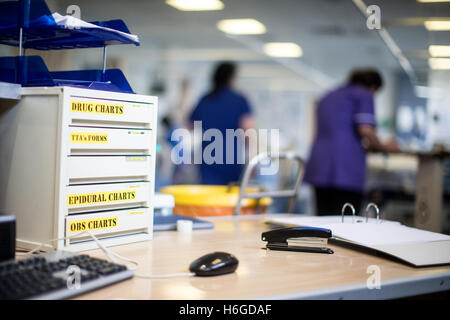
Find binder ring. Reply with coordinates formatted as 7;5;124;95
341;203;355;223
365;203;380;223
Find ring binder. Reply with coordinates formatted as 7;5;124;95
365;202;381;223
266;212;450;266
341;202;356;223
341;202;382;224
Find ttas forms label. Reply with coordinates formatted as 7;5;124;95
70;132;108;144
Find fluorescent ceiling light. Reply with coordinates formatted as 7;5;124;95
429;45;450;57
415;85;444;99
263;42;303;58
424;20;450;30
417;0;450;3
166;0;224;11
216;19;266;35
429;57;450;69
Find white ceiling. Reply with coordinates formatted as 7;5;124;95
50;0;450;86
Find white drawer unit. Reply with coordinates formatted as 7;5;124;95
68;155;151;183
0;87;158;251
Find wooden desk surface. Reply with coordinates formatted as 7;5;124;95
76;215;450;300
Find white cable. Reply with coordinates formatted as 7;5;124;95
134;272;195;279
17;231;195;279
16;230;91;256
86;231;119;264
86;233;193;278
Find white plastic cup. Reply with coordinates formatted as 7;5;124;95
177;219;193;233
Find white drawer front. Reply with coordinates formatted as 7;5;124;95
66;208;150;240
69;126;152;152
65;182;150;210
68;97;154;127
68;155;151;181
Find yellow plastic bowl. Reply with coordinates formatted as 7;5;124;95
159;185;272;217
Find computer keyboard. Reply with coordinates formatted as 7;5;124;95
0;251;133;300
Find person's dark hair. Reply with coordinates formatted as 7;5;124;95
348;68;383;91
210;61;236;95
161;115;172;129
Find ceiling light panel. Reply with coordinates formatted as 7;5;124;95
424;20;450;31
263;42;303;58
417;0;450;3
429;45;450;57
216;19;266;35
166;0;224;11
429;58;450;69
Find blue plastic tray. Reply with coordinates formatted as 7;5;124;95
0;0;139;50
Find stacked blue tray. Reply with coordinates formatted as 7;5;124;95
0;0;140;93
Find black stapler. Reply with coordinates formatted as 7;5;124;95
261;227;334;254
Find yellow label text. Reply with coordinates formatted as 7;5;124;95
68;217;118;233
70;100;124;115
67;190;137;206
70;132;108;144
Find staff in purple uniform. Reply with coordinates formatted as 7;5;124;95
303;69;399;215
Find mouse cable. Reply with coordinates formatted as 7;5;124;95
85;232;195;279
16;231;195;279
84;232;195;279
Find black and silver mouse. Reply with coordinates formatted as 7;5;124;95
189;252;239;277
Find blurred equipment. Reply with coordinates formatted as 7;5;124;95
160;152;304;217
413;151;450;233
153;193;175;216
152;193;214;230
153;214;214;231
0;251;133;300
160;185;272;217
0;214;15;262
234;152;304;215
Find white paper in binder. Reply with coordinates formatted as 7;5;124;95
266;215;450;267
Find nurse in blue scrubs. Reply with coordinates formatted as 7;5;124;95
189;62;255;185
303;69;399;215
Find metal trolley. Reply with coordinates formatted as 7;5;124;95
234;152;305;215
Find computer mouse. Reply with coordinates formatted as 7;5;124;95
189;252;238;277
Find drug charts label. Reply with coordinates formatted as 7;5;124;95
70;100;125;115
